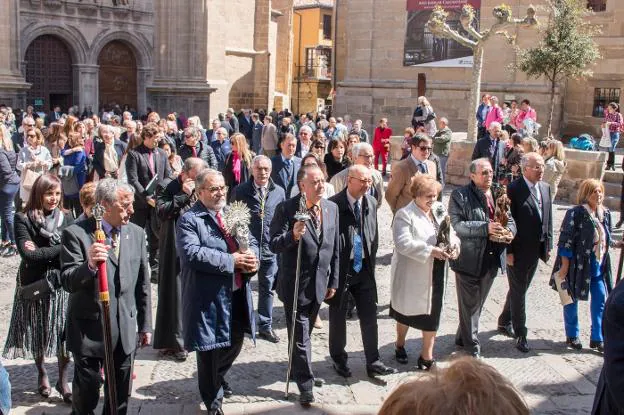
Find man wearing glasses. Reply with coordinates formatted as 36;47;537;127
12;116;35;152
386;134;442;214
330;143;385;208
210;127;232;171
449;158;516;358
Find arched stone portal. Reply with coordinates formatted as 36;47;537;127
24;35;74;112
98;41;138;110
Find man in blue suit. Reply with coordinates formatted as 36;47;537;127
176;169;259;415
270;133;301;196
476;94;491;139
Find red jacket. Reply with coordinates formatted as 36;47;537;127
373;127;393;152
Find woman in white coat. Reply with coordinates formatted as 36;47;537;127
390;174;459;370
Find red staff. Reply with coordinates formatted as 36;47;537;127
92;203;118;414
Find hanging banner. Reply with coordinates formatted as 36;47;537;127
403;0;481;67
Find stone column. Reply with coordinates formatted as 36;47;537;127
74;64;99;115
0;0;29;106
137;67;152;114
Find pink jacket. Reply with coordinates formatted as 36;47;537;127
515;107;537;130
485;106;503;129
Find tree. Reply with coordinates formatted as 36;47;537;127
516;0;601;137
427;4;538;141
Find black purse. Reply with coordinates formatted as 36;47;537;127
19;273;54;301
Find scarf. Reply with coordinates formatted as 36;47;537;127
103;142;118;173
28;207;63;246
231;150;242;184
583;204;606;264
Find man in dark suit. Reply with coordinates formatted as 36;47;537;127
251;113;263;155
233;155;286;343
328;165;395;379
179;126;218;170
238;109;253;143
476;94;491;139
497;152;553;352
270;165;339;406
60;179;152;415
270;133;301;197
46;105;62;126
11;116;35;152
472;121;504;182
176;169;258;415
125;122;172;282
226;108;239;135
210;127;232;171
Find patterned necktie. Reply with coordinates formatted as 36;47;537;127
110;228;120;259
308;204;321;235
215;212;242;289
531;185;543;220
419;162;428;174
353;200;363;273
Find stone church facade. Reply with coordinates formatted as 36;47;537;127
0;0;293;121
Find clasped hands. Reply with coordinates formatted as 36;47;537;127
233;250;258;274
488;222;513;244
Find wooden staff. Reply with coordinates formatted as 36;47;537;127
93;203;118;414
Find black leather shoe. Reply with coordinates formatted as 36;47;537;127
332;362;352;378
416;356;436;371
222;381;233;398
590;340;604;353
299;390;315;406
516;336;530;353
395;346;408;364
208;408;224;415
367;360;397;377
566;337;583;350
258;329;280;343
498;324;516;338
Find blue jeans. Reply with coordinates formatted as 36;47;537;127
0;361;10;415
563;274;607;341
610;131;620;152
257;258;278;332
0;183;18;244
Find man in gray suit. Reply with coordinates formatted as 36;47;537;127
61;179;152;415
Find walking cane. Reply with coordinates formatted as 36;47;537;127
284;195;310;399
93;204;118;414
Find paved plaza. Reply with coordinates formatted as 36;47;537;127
0;186;614;414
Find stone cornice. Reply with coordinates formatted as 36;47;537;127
225;48;267;57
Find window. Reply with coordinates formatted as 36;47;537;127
304;47;332;79
322;14;332;40
587;0;607;12
593;88;620;117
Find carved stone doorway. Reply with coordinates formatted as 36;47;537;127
98;41;137;111
24;35;74;113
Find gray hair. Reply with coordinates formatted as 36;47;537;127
520;152;543;171
216;127;228;136
99;124;113;135
470;158;491;174
299;125;313;136
182;157;208;173
352;142;373;159
22;116;34;126
96;179;134;205
195;169;222;189
439;117;449;125
185;126;201;139
296;164;322;185
488;121;502;130
252;154;272;168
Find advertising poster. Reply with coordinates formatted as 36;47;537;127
404;0;481;67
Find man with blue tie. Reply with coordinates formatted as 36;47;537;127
328;165;396;380
270;133;301;196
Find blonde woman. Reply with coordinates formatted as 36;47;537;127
223;133;253;200
543;140;566;199
17;128;52;206
412;96;437;137
45;124;66;176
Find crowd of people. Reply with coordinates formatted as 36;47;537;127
0;97;621;415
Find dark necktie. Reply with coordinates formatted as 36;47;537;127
419;162;428;174
353;200;363;273
215;212;242;289
531;185;542;220
192;146;198;158
308;205;321;235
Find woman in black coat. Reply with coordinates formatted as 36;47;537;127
2;174;74;402
0;130;20;256
223;133;252;201
324;138;351;180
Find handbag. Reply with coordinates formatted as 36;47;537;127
21;168;41;193
599;127;611;148
425;111;437;123
18;268;56;301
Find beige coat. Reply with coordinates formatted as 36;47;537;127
390;201;459;317
385;156;436;214
261;123;278;151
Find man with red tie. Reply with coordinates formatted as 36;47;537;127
179;126;218;170
176;169;259;415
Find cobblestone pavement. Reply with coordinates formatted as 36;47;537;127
0;186;615;414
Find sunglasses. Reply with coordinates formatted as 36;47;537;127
314;145;326;149
419;146;432;152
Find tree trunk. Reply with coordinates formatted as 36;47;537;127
467;46;484;142
547;77;556;138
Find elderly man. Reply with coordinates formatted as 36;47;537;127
261;115;278;158
472;121;504;182
206;119;221;143
270;133;301;196
449;158;516;358
330;142;384;207
233;155;286;343
11;116;35;152
120;120;137;144
154;157;208;361
177;169;258;415
226;108;239;134
238;109;253;143
210;127;232;171
251;113;263;155
295;125;313;158
328;165;396;379
179;126;218;169
352;119;369;143
270;165;339;406
61;179;152;415
432;117;453;179
497;153;552;353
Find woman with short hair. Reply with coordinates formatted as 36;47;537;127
412;96;437;137
17;128;52;206
324;138;350;180
543;139;566;200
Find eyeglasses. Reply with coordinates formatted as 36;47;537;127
184;134;193;138
204;185;228;193
349;176;373;184
314;145;326;149
419;146;432;152
359;154;374;159
478;170;494;176
527;165;545;171
27;134;36;138
25;123;35;127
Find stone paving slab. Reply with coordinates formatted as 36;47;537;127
1;185;616;414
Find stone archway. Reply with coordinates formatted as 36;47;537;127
97;40;138;111
24;35;74;112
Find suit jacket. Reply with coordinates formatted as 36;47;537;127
178;141;218;170
385;155;440;214
261;123;278;151
238;115;253;141
327;189;378;308
507;178;553;264
228;116;239;134
251;121;263;154
93;139;127;179
270;155;301;196
472;135;503;179
125;144;171;211
269;195;340;307
330;167;384;208
46;111;62;126
60;218;152;357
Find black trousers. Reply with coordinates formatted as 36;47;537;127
284;300;321;393
329;263;379;366
455;268;497;354
130;208;159;281
71;341;133;415
196;289;246;411
498;257;539;338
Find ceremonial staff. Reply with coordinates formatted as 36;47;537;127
92;203;118;414
617;241;624;285
284;194;310;398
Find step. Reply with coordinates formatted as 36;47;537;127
605;182;622;198
603;170;624;184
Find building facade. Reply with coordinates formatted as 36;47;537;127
0;0;293;121
334;0;618;138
